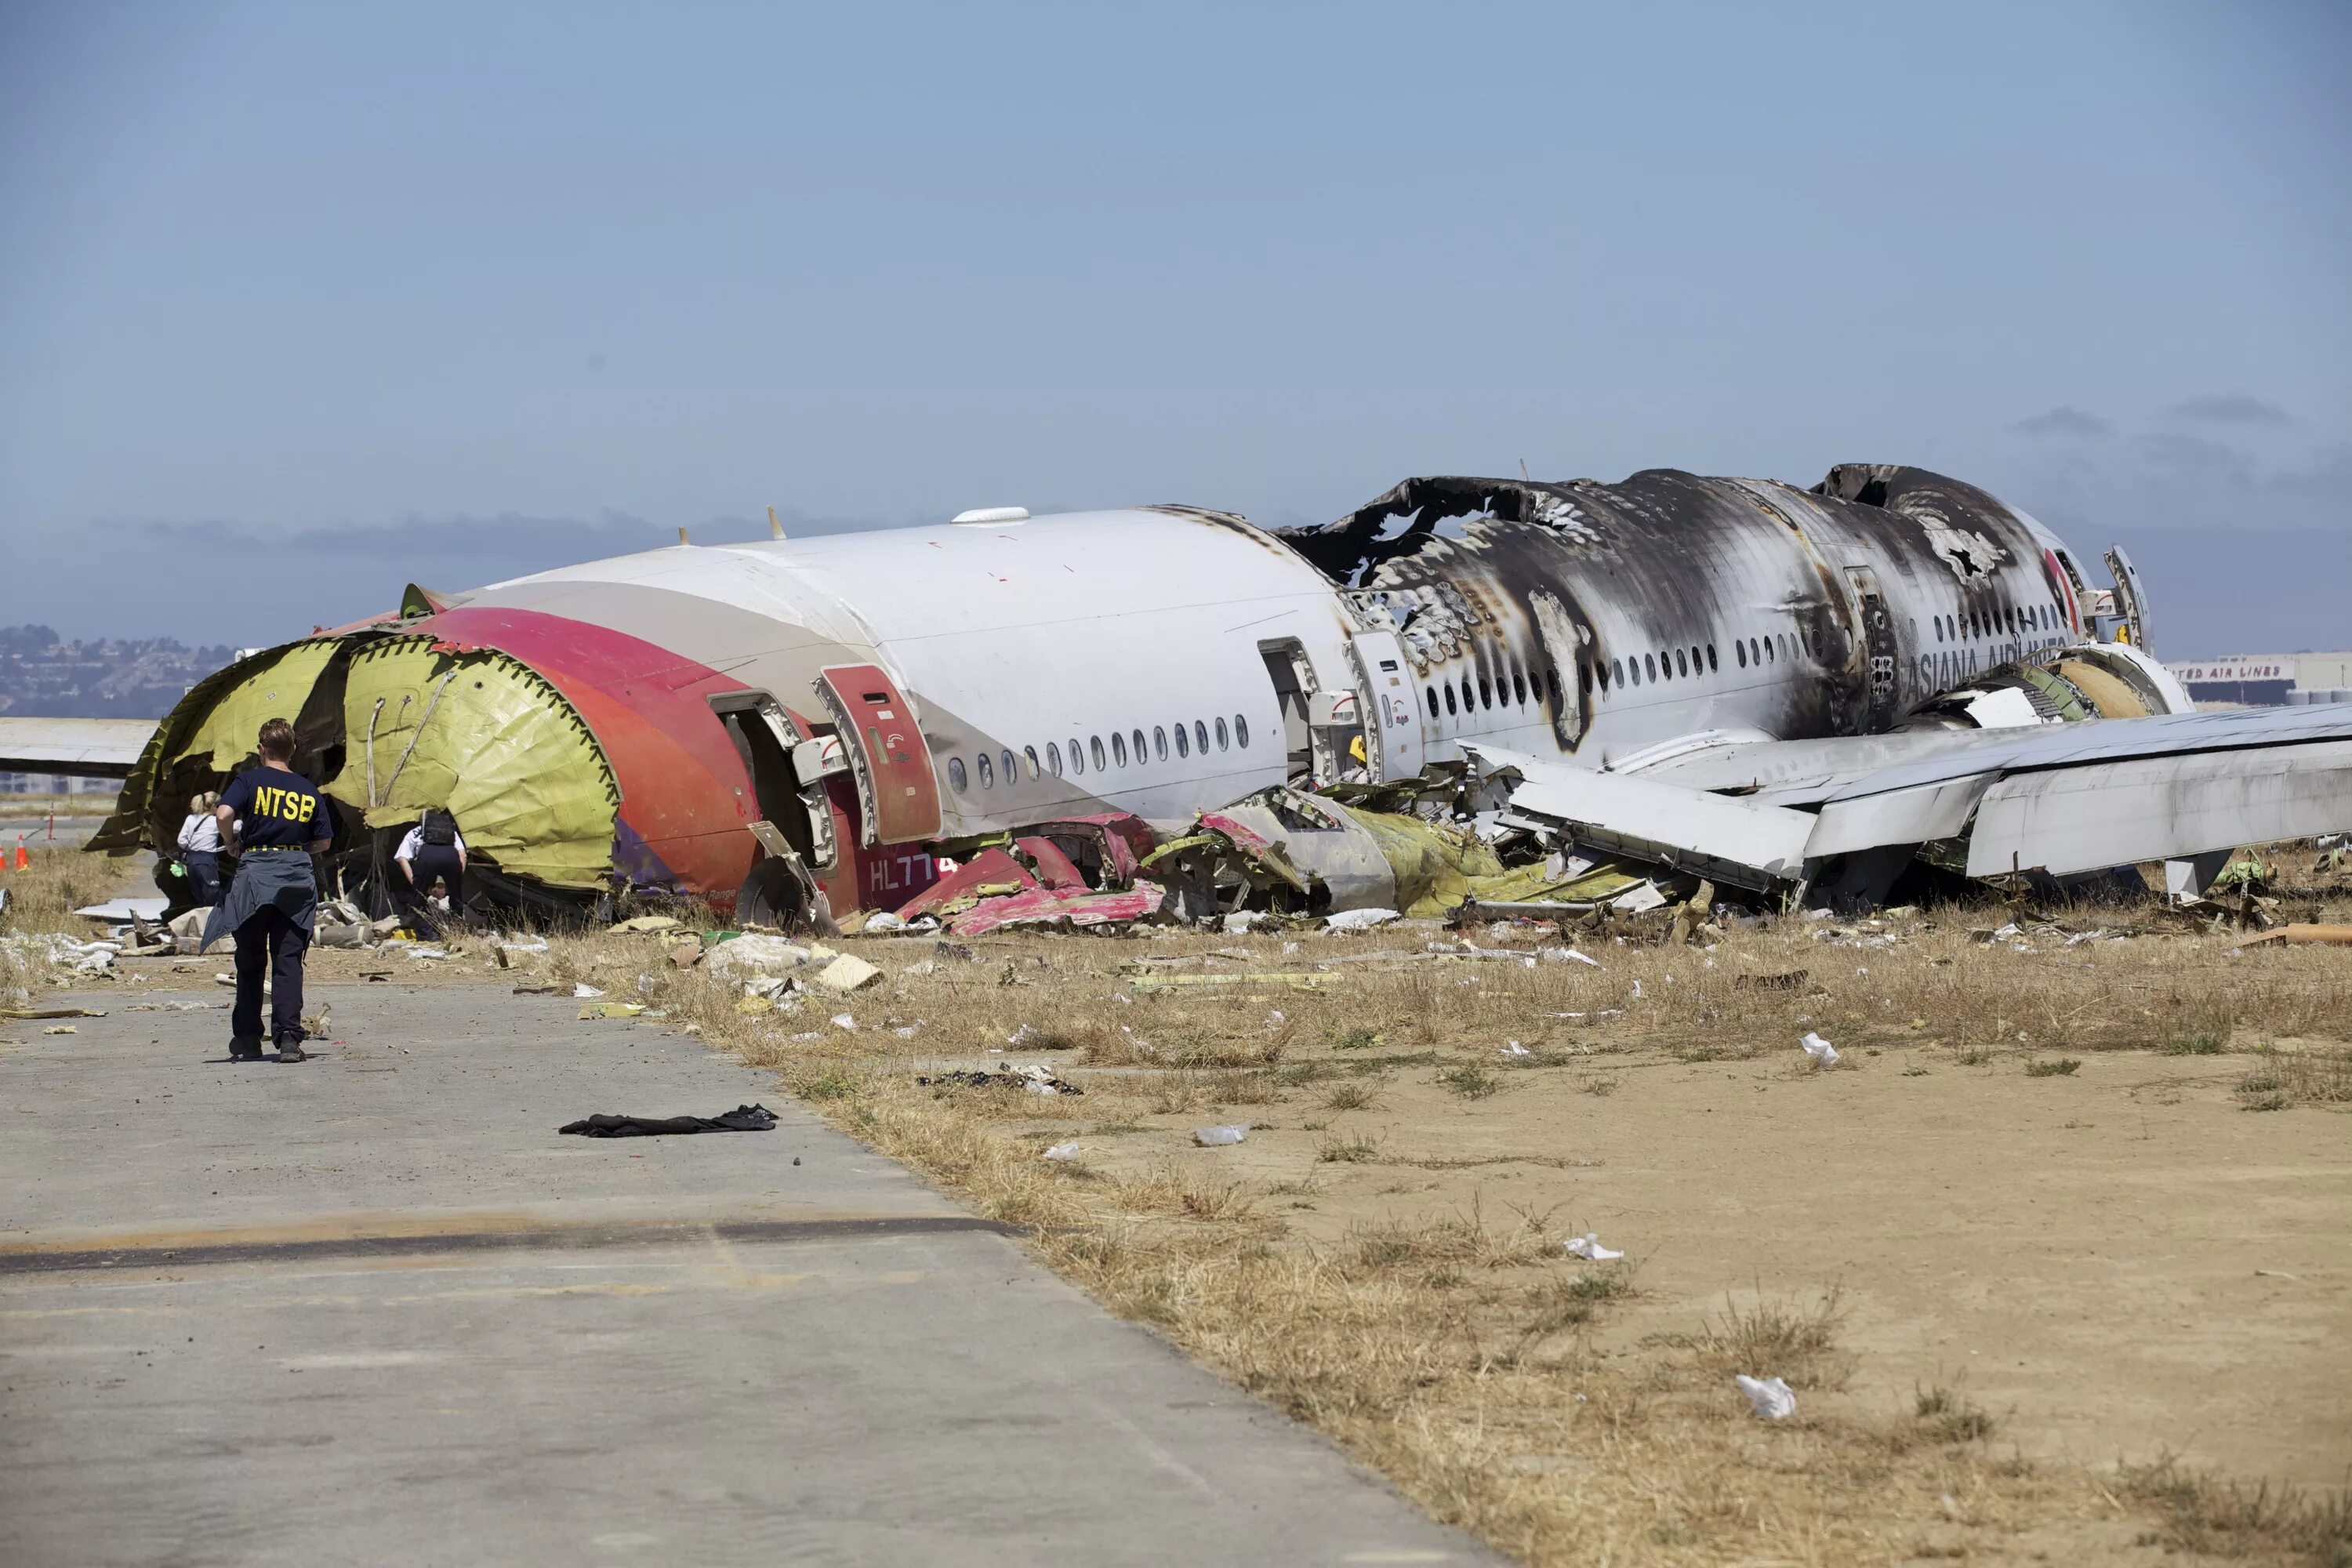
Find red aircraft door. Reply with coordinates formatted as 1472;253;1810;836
813;665;942;846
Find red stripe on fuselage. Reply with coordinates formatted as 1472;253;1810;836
408;606;760;901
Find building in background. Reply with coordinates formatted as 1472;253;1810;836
2168;652;2352;708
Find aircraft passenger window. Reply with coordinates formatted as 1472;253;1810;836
1765;637;1775;664
1173;724;1188;758
1512;670;1527;706
1674;648;1689;678
1643;653;1657;683
1024;746;1041;779
1443;684;1457;714
1425;684;1438;716
1235;714;1250;747
1736;641;1747;669
1690;645;1701;676
1215;717;1229;750
1047;742;1063;775
1460;677;1475;712
1153;726;1169;760
1002;749;1020;784
948;757;969;793
1706;644;1717;673
977;753;995;789
1112;732;1128;767
1091;735;1107;770
1478;674;1493;710
1194;720;1207;753
1131;729;1147;765
1613;657;1624;687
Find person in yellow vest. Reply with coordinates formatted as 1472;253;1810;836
201;718;332;1062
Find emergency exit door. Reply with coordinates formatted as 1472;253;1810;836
1346;628;1425;782
813;665;942;846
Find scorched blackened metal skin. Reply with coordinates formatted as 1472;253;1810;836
1271;465;2083;760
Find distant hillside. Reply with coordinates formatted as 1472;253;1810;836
0;625;238;720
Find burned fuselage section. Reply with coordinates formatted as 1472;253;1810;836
1269;464;2114;774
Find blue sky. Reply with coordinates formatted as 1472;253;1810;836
3;2;2347;655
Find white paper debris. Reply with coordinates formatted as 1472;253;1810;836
1042;1141;1082;1161
1501;1040;1530;1057
1800;1031;1840;1067
572;982;605;999
1565;1233;1623;1261
830;1012;857;1031
1541;946;1601;967
1193;1123;1250;1146
1324;908;1400;933
1735;1374;1798;1420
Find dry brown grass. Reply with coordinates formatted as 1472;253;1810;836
513;855;2352;1567
0;842;136;938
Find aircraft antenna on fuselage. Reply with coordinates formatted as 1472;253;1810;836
768;505;784;540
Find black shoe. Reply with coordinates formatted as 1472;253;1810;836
230;1036;266;1062
274;1044;309;1063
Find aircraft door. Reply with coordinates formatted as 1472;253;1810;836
1346;628;1425;782
812;665;942;847
1844;566;1900;730
2103;547;2151;652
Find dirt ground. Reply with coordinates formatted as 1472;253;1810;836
8;837;2350;1564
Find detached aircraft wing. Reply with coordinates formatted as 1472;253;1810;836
1468;703;2352;901
0;718;157;781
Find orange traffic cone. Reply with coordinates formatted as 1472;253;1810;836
13;837;28;870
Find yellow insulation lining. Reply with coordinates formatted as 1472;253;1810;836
171;641;341;770
1337;804;1642;916
323;637;619;890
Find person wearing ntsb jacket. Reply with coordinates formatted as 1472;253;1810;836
201;718;332;1063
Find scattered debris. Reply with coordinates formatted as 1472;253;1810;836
572;982;606;999
812;953;883;993
829;1012;857;1031
919;1065;1083;1095
1193;1123;1250;1146
610;915;684;934
558;1104;778;1137
1325;907;1401;933
1801;1031;1841;1068
1565;1233;1623;1261
578;1002;648;1020
1042;1141;1082;1161
1736;1374;1798;1421
42;1025;76;1035
2240;924;2352;947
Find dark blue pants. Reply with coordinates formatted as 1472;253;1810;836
231;906;309;1048
185;851;223;906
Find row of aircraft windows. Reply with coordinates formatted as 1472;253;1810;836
945;713;1253;794
1935;603;2058;643
1402;606;2070;728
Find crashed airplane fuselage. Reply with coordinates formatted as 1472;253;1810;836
86;464;2194;918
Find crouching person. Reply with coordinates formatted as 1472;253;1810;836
201;718;332;1063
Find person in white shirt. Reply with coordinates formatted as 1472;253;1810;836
176;791;224;906
394;808;467;937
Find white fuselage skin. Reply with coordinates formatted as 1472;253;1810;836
470;504;2181;840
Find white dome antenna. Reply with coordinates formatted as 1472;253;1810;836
951;506;1029;525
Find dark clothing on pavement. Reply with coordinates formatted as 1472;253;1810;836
232;906;310;1049
558;1105;779;1137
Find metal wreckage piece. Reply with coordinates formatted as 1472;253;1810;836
67;462;2350;933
